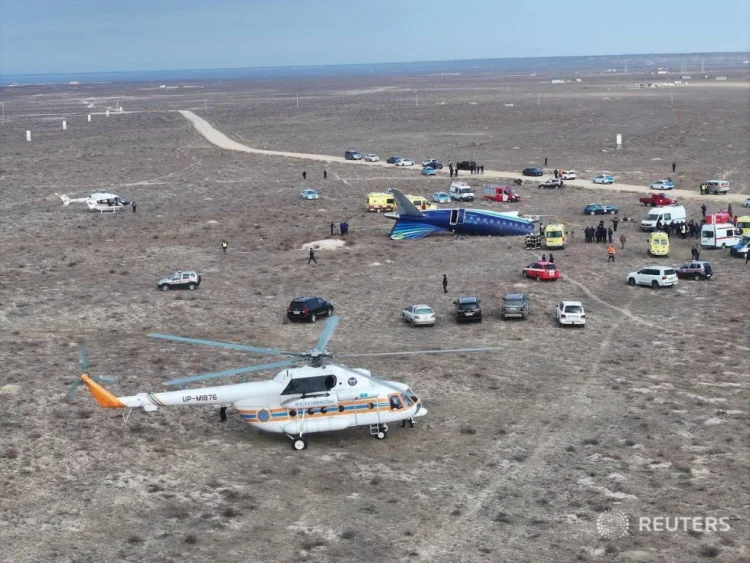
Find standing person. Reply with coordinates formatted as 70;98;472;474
131;201;137;213
694;243;701;261
339;221;345;237
480;165;484;174
302;170;307;180
701;204;707;218
539;222;544;235
442;274;448;294
608;227;614;244
672;161;676;173
307;247;317;264
607;244;616;262
620;234;626;250
554;169;559;179
612;215;619;232
728;203;733;217
541;253;547;262
330;221;335;236
548;252;554;263
449;164;453;178
544;157;548;167
219;406;227;422
401;416;415;428
221;239;228;254
691;246;698;260
323;169;328;180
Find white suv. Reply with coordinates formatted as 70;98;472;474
556;301;585;326
626;266;678;288
158;270;201;291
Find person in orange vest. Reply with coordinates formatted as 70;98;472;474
607;244;616;263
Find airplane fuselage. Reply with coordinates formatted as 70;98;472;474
389;208;535;240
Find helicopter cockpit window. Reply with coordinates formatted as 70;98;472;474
282;375;337;395
389;395;403;410
402;394;413;407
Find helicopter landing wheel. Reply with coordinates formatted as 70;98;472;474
375;424;388;440
292;437;308;451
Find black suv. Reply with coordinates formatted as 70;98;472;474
454;297;482;323
457;160;476;171
287;297;334;323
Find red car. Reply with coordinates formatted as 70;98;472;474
522;261;560;281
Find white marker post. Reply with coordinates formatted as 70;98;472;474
88;114;92;122
26;131;31;142
616;134;622;150
62;120;67;130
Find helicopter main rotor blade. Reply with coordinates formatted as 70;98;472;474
335;346;505;359
148;334;299;358
78;345;89;372
163;359;302;387
312;316;339;353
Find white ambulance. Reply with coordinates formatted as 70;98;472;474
701;223;742;249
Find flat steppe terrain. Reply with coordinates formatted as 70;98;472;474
0;72;748;563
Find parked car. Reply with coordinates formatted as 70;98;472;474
157;270;201;291
386;156;402;164
402;304;436;327
363;154;380;162
650;179;675;191
522;261;560;281
675;261;713;280
286;297;334;323
743;197;750;208
583;203;620;215
593;174;615;184
457;161;477;171
523;167;544;177
729;237;750;258
454;297;482;323
626;266;678;288
449;182;475;201
394;158;415;167
639;193;677;207
556;301;586;326
300;189;319;200
432;191;451;203
539;178;564;189
560;170;577;180
344;150;362;160
501;293;529;319
422;159;443;169
422;167;438;176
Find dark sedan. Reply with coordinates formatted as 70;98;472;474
523;167;544;177
386;156;402;164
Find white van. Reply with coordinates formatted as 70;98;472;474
701;223;742;249
704;180;730;195
449;182;475;202
640;205;686;231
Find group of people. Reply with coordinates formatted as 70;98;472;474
655;219;700;239
331;220;349;236
584;221;613;244
447;161;484;178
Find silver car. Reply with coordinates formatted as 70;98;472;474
158;270;201;291
402;304;436;327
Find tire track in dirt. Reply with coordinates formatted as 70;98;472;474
414;303;634;562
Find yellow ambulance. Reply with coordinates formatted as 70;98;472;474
735;216;750;236
365;192;395;212
406;195;437;211
648;231;670;256
544;224;567;249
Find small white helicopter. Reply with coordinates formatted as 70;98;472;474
56;192;130;213
68;317;504;450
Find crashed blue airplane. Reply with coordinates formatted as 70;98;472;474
386;189;535;240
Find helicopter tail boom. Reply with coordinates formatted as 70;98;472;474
80;374;126;408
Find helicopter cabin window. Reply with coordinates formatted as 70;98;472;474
389;395;403;410
281;374;337;395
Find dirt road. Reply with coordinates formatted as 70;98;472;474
180;110;745;205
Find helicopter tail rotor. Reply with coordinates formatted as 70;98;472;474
65;345;118;403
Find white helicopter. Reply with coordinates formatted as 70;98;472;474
56;192;130;213
68;316;504;450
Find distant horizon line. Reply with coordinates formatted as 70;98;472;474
2;50;748;79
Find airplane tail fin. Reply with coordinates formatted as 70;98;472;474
56;193;71;206
391;189;423;217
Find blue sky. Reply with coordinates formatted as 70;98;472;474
0;0;748;74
